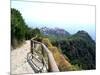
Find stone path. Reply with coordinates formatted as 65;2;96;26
11;40;34;74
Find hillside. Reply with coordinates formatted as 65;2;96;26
41;38;76;71
11;8;42;49
53;30;96;70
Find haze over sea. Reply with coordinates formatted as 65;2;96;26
11;1;96;40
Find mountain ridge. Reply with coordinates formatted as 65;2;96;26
40;27;70;37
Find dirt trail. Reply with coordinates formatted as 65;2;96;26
11;40;34;74
11;40;60;74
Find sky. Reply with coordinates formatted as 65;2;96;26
11;0;96;40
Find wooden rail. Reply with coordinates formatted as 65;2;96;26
41;43;59;72
27;39;59;73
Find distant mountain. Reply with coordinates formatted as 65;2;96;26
40;27;70;36
54;30;96;70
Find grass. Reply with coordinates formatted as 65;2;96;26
42;38;76;71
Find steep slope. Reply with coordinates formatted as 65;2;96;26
42;38;76;71
57;30;96;70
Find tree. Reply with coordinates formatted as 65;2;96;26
11;8;27;48
11;8;43;48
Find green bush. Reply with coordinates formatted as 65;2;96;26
11;8;43;48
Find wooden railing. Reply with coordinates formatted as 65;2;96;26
27;38;59;73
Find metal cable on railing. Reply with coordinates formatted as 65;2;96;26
27;52;47;73
27;39;59;73
27;39;49;73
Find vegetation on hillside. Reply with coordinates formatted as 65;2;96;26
11;8;42;48
42;38;77;71
50;31;96;70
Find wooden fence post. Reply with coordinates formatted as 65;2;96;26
30;40;33;58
